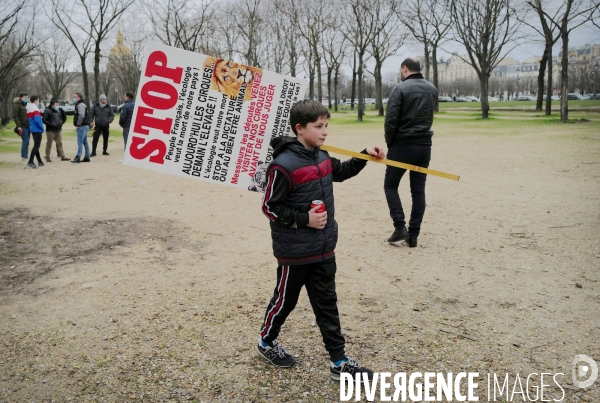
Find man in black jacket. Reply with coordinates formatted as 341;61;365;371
383;58;438;248
90;94;115;156
42;99;69;161
118;92;135;161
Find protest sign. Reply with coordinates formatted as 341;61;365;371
123;42;308;192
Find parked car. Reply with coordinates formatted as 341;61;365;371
586;94;600;100
464;96;479;102
438;96;453;102
488;96;500;102
567;93;585;100
364;98;376;105
454;97;469;102
516;94;536;101
62;104;75;115
542;95;561;101
110;104;119;113
382;98;389;104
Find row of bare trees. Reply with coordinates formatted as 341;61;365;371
2;0;599;126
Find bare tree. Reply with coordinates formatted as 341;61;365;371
0;0;37;126
368;0;406;116
49;0;134;103
543;0;598;122
450;0;523;118
321;15;348;110
233;0;267;67
143;0;216;54
523;0;562;115
37;40;77;100
344;0;382;121
108;28;144;99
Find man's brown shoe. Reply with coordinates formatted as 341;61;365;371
45;157;52;162
61;156;70;161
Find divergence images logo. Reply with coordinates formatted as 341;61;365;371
572;355;598;389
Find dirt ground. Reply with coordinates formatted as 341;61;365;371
0;115;599;402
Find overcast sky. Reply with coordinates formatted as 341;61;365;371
377;22;600;76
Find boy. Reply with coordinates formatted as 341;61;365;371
258;100;385;381
25;96;45;169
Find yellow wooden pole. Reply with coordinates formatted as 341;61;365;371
321;144;460;181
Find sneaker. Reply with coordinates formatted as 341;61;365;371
71;156;81;163
82;157;91;162
21;158;27;164
90;152;96;157
103;151;110;155
387;227;408;243
27;162;37;169
38;161;44;167
257;338;296;368
330;356;374;382
407;236;418;248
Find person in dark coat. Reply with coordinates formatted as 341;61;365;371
118;92;135;161
90;94;115;156
12;93;30;162
42;99;69;161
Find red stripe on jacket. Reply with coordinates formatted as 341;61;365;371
289;159;333;186
26;110;41;118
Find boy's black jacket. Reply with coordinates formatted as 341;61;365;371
262;136;368;265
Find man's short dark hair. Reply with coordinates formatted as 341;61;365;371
50;98;58;106
401;58;421;73
19;93;28;98
289;100;331;135
30;95;39;103
125;92;134;99
74;92;82;100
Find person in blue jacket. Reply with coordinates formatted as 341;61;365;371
25;96;45;169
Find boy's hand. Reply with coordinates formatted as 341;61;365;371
307;205;327;229
366;145;385;159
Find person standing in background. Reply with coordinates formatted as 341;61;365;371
25;96;45;169
12;93;30;163
118;92;135;162
42;99;69;162
71;92;92;163
383;58;438;248
90;94;114;157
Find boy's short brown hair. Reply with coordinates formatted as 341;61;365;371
289;100;330;135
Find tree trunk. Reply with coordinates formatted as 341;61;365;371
327;69;332;109
316;55;322;103
560;32;569;122
334;66;339;112
94;41;101;102
480;75;489;119
357;53;364;122
545;48;553;116
536;46;549;112
375;61;384;116
80;55;90;103
432;45;439;112
351;50;357;111
423;42;430;81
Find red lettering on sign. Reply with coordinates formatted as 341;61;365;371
133;106;173;135
141;80;178;110
130;137;166;164
145;51;183;84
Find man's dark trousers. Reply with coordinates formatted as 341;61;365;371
260;258;345;362
384;144;431;237
92;125;109;153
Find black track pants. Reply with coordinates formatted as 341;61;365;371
260;258;346;362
